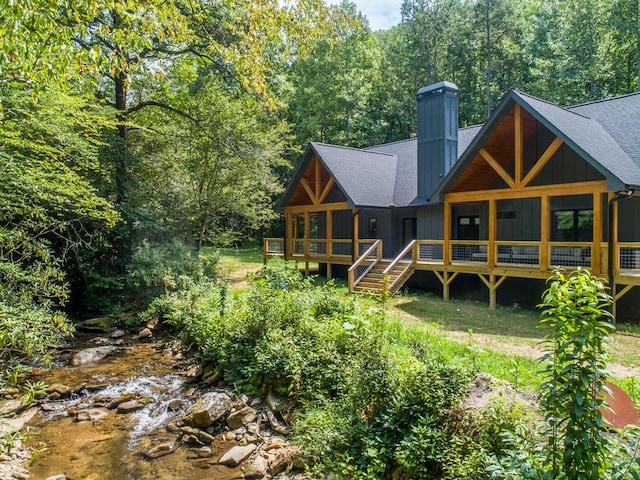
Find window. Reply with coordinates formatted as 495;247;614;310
369;217;377;237
552;209;593;242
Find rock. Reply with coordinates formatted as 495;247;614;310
264;407;290;435
116;400;144;414
181;434;204;446
167;399;188;412
45;476;67;480
180;426;215;444
245;455;269;479
110;329;126;338
218;444;257;467
144;442;176;459
47;383;72;397
185;365;203;378
75;408;108;422
265;392;290;413
183;392;232;428
146;317;159;330
72;346;118;366
197;446;213;458
11;468;30;479
268;447;299;476
106;393;136;410
0;407;39;435
0;454;10;462
0;399;23;416
226;406;257;430
136;328;153;339
77;316;113;333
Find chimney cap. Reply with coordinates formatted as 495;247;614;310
417;81;458;99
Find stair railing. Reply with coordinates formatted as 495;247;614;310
383;240;417;292
348;239;382;291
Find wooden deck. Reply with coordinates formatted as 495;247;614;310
264;237;640;313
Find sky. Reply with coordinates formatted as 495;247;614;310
327;0;403;31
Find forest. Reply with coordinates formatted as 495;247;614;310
1;0;640;376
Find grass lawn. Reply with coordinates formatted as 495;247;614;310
215;246;640;385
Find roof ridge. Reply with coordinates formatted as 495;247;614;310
513;90;592;120
312;141;397;158
567;90;640;109
363;137;416;150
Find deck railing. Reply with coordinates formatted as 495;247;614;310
263;238;285;261
266;238;640;277
348;240;382;291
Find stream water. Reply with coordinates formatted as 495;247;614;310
25;336;246;480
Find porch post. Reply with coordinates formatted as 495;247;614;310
540;195;549;270
327;210;333;259
352;208;359;261
304;211;310;275
284;210;292;260
444;199;451;265
488;199;496;267
592;192;602;274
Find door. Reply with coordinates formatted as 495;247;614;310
402;218;417;246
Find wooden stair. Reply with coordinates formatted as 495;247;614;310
352;259;415;294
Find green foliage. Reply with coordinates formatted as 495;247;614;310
157;260;500;478
538;268;614;479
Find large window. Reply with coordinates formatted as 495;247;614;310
552;209;593;242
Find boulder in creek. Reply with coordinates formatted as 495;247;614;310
72;346;119;366
218;443;257;467
47;383;72;397
45;476;67;480
116;400;145;414
180;426;215;444
0;399;23;416
0;407;39;435
76;316;113;333
75;408;109;422
144;442;177;459
106;393;136;410
268;446;300;476
245;455;269;479
136;328;153;340
226;406;257;430
183;392;232;428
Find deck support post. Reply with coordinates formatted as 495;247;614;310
434;270;458;301
327;262;332;280
478;274;507;310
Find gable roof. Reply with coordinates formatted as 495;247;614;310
432;90;640;201
281;89;640;210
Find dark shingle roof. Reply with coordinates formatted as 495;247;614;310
312;142;398;207
515;91;640;188
568;92;640;169
283;90;640;209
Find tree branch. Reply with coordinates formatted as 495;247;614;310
125;101;199;123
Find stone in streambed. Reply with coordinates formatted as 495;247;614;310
72;346;118;366
218;444;257;467
76;316;113;333
75;408;108;422
144;442;176;459
116;400;145;414
226;406;257;429
183;392;231;428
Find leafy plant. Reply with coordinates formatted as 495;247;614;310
538;268;631;479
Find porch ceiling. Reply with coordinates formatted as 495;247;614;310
450;106;538;193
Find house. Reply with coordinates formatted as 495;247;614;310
264;81;640;319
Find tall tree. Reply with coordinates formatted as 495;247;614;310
288;2;382;148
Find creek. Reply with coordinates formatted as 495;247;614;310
12;330;299;480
